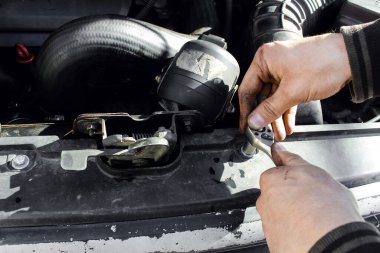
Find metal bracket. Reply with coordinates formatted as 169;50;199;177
61;137;169;171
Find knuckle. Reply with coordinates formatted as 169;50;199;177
259;168;277;189
255;44;270;63
257;42;278;59
260;99;281;119
259;43;271;55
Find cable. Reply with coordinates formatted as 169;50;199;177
135;0;157;20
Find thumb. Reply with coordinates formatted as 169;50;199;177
271;143;309;167
247;91;290;130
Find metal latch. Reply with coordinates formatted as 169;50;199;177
60;115;171;171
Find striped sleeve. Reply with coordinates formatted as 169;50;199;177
340;19;380;103
309;222;380;253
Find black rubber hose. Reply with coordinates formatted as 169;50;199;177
181;0;220;35
247;0;344;61
36;15;196;113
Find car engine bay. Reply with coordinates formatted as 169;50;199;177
1;0;379;126
1;0;380;252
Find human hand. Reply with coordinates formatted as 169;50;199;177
256;144;364;253
239;33;352;140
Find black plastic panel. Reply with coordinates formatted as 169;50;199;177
1;123;380;228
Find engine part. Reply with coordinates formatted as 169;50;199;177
135;0;159;20
61;137;170;171
11;154;30;170
0;69;20;108
181;0;221;35
36;15;197;114
0;0;132;32
335;0;380;27
0;0;132;47
296;101;324;125
157;35;240;121
247;0;344;57
66;111;205;177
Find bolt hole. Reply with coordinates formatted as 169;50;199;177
213;157;220;163
209;167;216;175
254;132;259;136
267;129;271;132
15;197;21;203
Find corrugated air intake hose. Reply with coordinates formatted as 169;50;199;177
36;15;196;113
248;0;344;55
244;0;345;124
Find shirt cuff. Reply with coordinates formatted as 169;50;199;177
340;20;379;103
309;221;380;253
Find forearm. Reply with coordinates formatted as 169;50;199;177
340;19;380;103
309;221;380;253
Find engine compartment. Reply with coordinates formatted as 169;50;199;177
1;1;380;251
0;0;379;179
0;0;379;176
1;0;380;125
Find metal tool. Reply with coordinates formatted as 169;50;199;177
242;126;274;160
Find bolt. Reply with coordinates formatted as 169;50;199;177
240;142;258;158
86;124;98;136
11;155;30;170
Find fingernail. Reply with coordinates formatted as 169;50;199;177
273;143;286;151
248;113;265;130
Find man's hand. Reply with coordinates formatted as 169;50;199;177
239;33;352;140
257;144;364;253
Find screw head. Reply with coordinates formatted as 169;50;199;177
86;124;98;136
11;155;30;170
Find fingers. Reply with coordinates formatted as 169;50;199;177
247;90;289;130
238;63;263;133
259;144;310;190
284;105;298;135
271;118;286;141
271;143;309;167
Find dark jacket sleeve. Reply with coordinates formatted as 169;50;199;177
309;222;380;253
340;19;380;103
